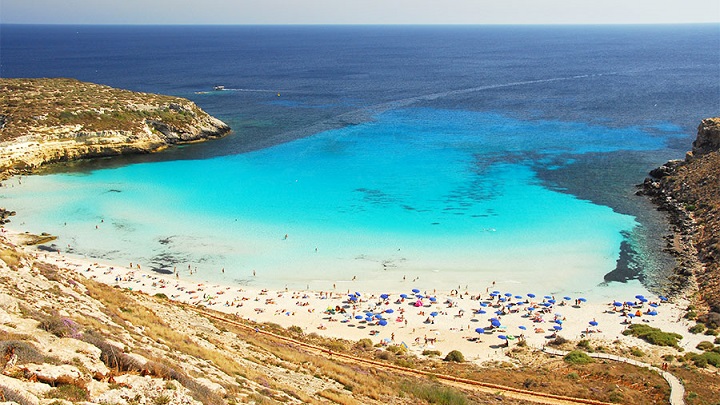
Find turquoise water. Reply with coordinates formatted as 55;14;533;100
5;109;679;293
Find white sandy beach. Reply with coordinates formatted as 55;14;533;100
9;229;707;365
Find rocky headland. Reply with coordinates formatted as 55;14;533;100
639;117;720;323
0;78;230;177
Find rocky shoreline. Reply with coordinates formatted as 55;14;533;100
638;117;720;323
0;78;231;180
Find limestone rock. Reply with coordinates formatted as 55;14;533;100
22;363;84;386
692;117;720;157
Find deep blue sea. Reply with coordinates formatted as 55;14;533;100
1;25;719;294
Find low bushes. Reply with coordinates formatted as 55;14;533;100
444;350;465;363
622;324;682;347
563;350;594;365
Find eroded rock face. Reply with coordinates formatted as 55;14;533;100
692;117;720;157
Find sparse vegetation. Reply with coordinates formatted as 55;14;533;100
400;379;468;405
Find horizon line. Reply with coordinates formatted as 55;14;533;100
2;22;719;27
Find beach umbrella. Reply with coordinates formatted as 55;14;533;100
639;297;648;303
354;315;364;319
475;327;485;334
548;299;556;304
659;296;668;301
515;295;523;299
628;313;635;318
563;296;572;301
365;317;373;322
577;297;587;302
412;288;420;293
554;319;563;325
355;292;361;296
649;303;659;308
527;293;536;298
518;325;527;330
378;319;388;326
491;319;502;327
429;297;437;302
380;293;389;299
542;302;551;307
490;292;498;297
613;301;623;307
400;293;408;299
553;325;563;331
498;335;507;340
516;301;526;306
480;302;489;307
493;290;500;294
478;310;487;314
648;310;658;316
495;310;504;315
635;295;645;300
365;312;374;317
589;320;599;326
415;294;424;299
385;308;394;313
544;295;552;299
504;293;513;297
375;314;384;320
499;297;506;302
625;301;635;306
430;311;439;317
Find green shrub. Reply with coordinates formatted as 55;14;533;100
576;340;592;350
696;341;715;351
689;323;706;334
685;311;697;320
47;384;88;402
422;350;442;357
622;324;682;347
444;350;465;363
704;328;718;336
564;350;594;365
154;293;168;299
400;380;467;405
715;336;720;345
547;336;568;346
686;351;720;368
386;345;407;355
566;372;579;380
630;347;645;357
287;325;303;335
355;338;373;349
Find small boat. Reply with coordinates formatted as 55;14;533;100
213;85;225;91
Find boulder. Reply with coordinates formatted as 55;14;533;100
692;117;720;157
21;364;84;386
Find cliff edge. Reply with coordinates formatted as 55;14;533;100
0;78;230;176
640;117;720;321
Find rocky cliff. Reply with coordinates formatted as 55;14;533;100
640;118;720;320
0;78;230;176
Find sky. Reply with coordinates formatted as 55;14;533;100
1;0;719;25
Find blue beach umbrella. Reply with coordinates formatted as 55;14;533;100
518;325;527;330
378;319;388;326
400;293;408;299
515;295;523;299
589;320;599;326
563;296;572;301
499;297;506;302
349;296;357;301
548;299;556;304
648;310;658;316
628;313;635;318
478;310;487;314
412;288;420;293
504;293;513;297
365;312;374;317
490;292;498;297
649;303;659;308
498;335;507;340
355;292;361;296
625;301;635;306
380;293;389;299
527;293;536;298
430;311;438;317
544;295;552;299
475;327;485;334
365;317;373;322
639;297;648;303
429;297;437;302
415;294;423;299
635;295;645;300
480;302;489;307
613;301;623;307
554;319;563;325
354;315;364;319
375;314;384;320
491;319;501;327
577;297;587;303
493;290;500;295
495;310;504;315
542;302;551;307
553;325;563;331
659;296;668;301
385;308;394;313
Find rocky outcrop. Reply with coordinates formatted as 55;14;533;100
639;117;720;316
0;78;230;177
